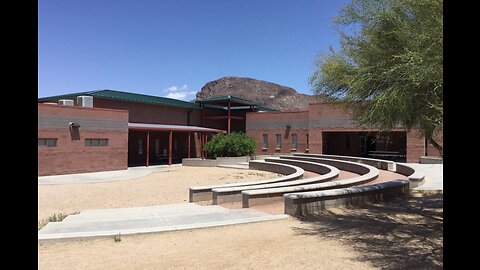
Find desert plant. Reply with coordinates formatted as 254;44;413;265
204;132;256;158
38;211;79;231
113;233;122;242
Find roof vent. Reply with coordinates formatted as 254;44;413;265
58;99;74;106
77;96;93;107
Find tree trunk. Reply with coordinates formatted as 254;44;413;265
428;137;443;158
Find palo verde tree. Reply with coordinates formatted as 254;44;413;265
310;0;443;157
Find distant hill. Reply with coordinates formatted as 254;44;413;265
194;76;319;111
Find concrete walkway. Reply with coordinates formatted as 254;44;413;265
38;203;289;242
38;165;181;185
407;163;443;192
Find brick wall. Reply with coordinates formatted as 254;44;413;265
93;98;201;126
426;130;443;157
406;130;426;163
38;104;129;176
246;111;309;155
246;102;429;163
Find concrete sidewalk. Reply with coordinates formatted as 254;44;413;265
407;163;443;192
38;164;181;185
38;203;289;242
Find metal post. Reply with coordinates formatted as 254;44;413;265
168;130;172;165
146;131;150;167
188;132;191;158
200;133;204;158
204;133;207;158
227;101;231;134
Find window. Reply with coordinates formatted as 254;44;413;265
262;134;268;149
38;138;57;147
138;139;143;155
85;139;109;147
291;134;297;149
276;134;282;149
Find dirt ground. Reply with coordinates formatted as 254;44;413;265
38;166;442;269
38;166;280;222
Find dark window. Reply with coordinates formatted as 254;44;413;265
85;139;109;147
38;138;56;147
292;134;297;149
262;134;268;148
306;134;309;149
276;134;282;149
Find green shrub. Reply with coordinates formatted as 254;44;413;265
204;132;256;158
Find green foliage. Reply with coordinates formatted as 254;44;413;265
113;233;122;243
204;132;256;158
310;0;443;156
38;211;80;231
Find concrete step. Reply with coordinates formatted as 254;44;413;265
74;203;201;216
63;205;230;223
217;164;249;169
38;205;289;242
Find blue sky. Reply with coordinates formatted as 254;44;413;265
38;0;351;100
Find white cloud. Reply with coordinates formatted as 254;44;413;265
166;92;188;100
164;84;188;92
163;84;197;100
165;86;178;92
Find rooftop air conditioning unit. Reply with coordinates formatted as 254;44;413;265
58;99;74;106
77;96;93;107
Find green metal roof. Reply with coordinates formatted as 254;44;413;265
196;95;259;106
196;95;277;111
38;90;277;111
38;89;201;109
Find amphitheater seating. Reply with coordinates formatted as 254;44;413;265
395;163;426;188
292;153;424;189
292;153;395;171
283;179;410;216
211;158;340;204
188;161;304;202
241;156;379;208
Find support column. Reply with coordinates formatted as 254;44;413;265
168;130;172;165
188;132;191;158
204;133;207;158
200;133;204;158
227;101;231;134
146;131;150;167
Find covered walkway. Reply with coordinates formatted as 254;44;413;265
128;123;225;167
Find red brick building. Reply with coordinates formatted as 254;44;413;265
245;101;441;163
38;89;442;176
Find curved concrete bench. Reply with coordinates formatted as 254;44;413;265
292;153;423;189
284;179;410;216
241;157;379;208
395;163;426;188
292;153;395;171
281;155;373;175
188;161;304;202
211;158;340;205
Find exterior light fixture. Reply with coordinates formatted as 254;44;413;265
68;122;81;128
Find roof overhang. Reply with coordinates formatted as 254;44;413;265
128;123;226;133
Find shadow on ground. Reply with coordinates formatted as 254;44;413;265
292;193;443;269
